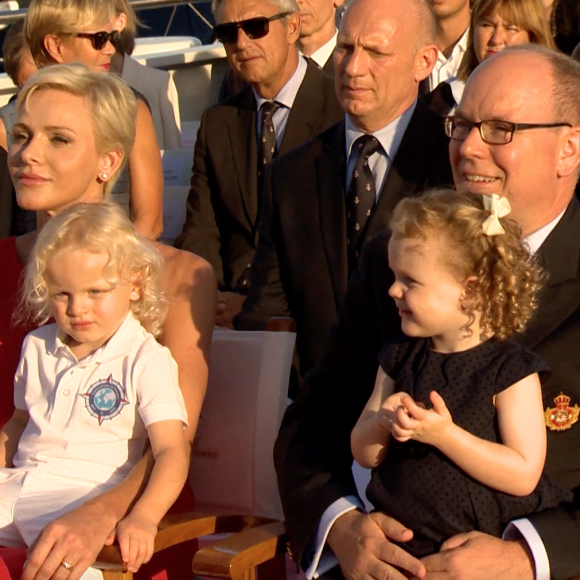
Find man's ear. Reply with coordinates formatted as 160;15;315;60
556;126;580;178
286;12;301;44
414;44;438;83
43;34;67;63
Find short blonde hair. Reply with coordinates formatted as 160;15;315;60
25;0;116;68
20;202;167;336
458;0;554;81
390;190;545;340
16;63;137;197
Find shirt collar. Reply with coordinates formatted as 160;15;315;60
49;311;143;363
306;30;337;69
253;54;308;111
437;26;468;65
344;99;417;161
525;210;566;255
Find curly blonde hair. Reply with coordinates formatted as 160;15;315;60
19;202;167;336
389;190;545;340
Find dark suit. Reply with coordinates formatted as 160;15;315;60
237;99;452;383
275;198;580;579
175;60;343;291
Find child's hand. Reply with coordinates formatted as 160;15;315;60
377;391;410;433
116;511;158;572
384;391;455;446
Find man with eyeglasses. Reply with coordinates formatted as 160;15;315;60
275;45;580;580
174;0;342;328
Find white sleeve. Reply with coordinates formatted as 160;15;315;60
304;496;365;579
134;346;188;427
503;518;549;580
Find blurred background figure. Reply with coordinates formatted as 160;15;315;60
111;0;182;150
2;20;37;89
427;0;553;115
550;0;580;55
0;20;38;238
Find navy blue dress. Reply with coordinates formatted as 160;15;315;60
366;337;572;557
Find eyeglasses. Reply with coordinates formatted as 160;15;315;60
213;12;291;44
74;30;121;51
444;116;572;145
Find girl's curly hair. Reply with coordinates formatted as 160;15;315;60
18;202;167;337
389;189;545;340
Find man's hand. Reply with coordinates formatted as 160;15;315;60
22;500;118;580
420;531;534;580
216;291;246;328
327;510;426;580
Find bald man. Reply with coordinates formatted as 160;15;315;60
275;46;580;580
237;0;451;394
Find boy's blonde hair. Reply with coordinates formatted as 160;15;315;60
25;0;116;68
390;190;545;340
20;202;167;336
16;63;137;198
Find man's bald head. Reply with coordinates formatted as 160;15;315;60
335;0;437;132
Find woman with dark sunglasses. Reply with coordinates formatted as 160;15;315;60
0;0;164;241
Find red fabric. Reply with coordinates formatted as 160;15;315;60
0;548;27;580
0;236;28;428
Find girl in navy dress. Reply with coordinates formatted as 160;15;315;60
351;189;571;557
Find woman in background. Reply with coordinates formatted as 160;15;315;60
426;0;554;115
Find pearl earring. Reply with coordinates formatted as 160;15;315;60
100;173;107;181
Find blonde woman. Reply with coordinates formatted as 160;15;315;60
0;64;215;580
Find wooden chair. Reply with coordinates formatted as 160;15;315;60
95;318;296;580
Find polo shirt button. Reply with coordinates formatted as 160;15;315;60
63;390;70;397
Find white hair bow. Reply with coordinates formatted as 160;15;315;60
482;194;511;236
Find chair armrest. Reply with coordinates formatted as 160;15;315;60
94;512;274;571
192;521;287;580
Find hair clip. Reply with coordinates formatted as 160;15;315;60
482;194;511;236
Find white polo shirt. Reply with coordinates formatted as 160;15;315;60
13;312;188;485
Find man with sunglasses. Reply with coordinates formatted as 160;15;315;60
236;0;452;394
275;44;580;580
174;0;342;328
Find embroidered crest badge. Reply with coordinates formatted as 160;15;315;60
544;392;580;431
81;374;129;425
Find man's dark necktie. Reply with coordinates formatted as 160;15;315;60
346;134;381;270
257;100;280;187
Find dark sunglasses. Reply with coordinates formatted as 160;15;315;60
75;30;121;51
214;12;291;44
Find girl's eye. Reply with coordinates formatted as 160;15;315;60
89;289;103;295
506;25;520;32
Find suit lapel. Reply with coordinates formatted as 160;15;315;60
368;100;435;237
317;122;349;304
520;199;580;350
228;88;259;224
279;62;322;155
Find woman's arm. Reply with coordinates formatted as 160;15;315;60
0;409;29;467
116;419;190;572
396;373;546;496
128;100;164;240
351;367;396;468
